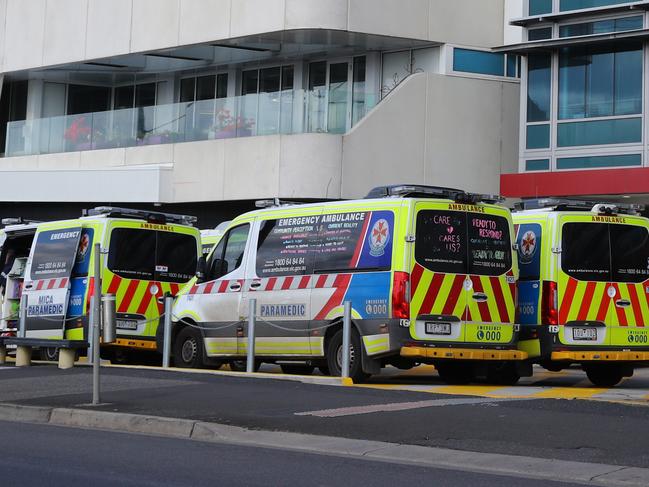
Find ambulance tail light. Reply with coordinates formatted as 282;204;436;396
392;272;410;319
542;281;558;326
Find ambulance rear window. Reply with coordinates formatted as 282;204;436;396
562;222;649;283
415;210;512;276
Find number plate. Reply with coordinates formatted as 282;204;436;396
116;318;139;330
425;322;451;335
572;327;597;341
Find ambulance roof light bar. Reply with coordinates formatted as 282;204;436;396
255;198;306;208
84;207;198;226
1;217;41;226
365;185;505;204
515;198;645;215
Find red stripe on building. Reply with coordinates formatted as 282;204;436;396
442;275;465;317
419;273;446;315
627;284;644;327
576;282;596;321
410;264;424;296
107;275;122;295
314;274;352;320
316;275;328;288
118;280;140;313
489;276;510;323
281;277;294;290
559;278;578;325
612;283;628;326
266;277;277;291
596;285;610;322
471;276;491;322
299;276;310;289
350;212;371;268
218;280;228;293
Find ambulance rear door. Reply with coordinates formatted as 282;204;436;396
23;226;82;338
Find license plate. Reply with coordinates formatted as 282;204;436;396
572;327;597;341
116;319;139;330
425;322;451;335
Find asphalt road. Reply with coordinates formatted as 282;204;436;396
1;365;648;468
0;421;587;487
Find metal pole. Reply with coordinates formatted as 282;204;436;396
341;301;352;378
18;294;27;338
246;299;256;373
162;295;173;368
92;243;101;405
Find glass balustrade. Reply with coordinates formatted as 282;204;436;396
5;88;378;157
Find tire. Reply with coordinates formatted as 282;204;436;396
585;365;625;387
41;347;59;362
436;363;474;385
486;362;520;386
229;360;260;372
325;328;370;383
173;327;205;368
280;364;315;375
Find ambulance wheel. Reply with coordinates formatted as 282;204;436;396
280;364;315;375
326;328;370;383
486;362;520;386
229;360;260;372
173;327;205;369
585;365;624;387
41;347;59;362
436;363;473;385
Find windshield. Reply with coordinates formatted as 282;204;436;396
415;210;512;276
562;222;649;283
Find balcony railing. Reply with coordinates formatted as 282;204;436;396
5;88;377;157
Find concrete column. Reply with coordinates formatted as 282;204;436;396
15;346;32;367
58;348;75;369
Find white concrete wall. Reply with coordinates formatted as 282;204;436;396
0;134;343;203
341;73;520;198
0;0;508;73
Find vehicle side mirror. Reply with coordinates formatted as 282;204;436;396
196;256;207;282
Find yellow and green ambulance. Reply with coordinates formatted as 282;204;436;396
513;199;649;386
16;207;200;361
173;185;524;383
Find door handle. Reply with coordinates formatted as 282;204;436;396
24;283;33;290
616;299;631;308
472;292;488;302
229;283;241;291
249;281;262;290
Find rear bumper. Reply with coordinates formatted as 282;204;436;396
401;346;528;361
551;350;649;362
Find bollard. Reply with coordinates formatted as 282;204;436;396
162;295;173;368
246;299;256;373
92;243;102;405
102;294;116;344
341;301;352;378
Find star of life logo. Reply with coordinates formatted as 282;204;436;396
369;219;390;257
519;230;537;264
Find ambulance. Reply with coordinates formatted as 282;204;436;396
6;207;200;362
200;222;230;257
172;185;523;383
513;199;649;386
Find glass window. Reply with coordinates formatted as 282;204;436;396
528;27;552;41
530;0;552;15
156;232;197;283
415;211;511;276
526;124;550;149
30;228;82;280
216;73;228;98
196;75;216;101
135;83;156;108
559;44;642;119
453;48;505;77
562;223;610;282
208;224;249;280
352;56;367;125
108;229;156;280
560;0;642;12
259;67;281;93
281;66;294;90
557;153;641;169
557;117;642;147
517;223;543;280
114;86;135;110
67;84;111;115
180;78;195;103
559;15;643;37
611;224;649;283
256;218;316;277
526;159;550;171
507;55;518;77
527;54;551;122
241;70;259;95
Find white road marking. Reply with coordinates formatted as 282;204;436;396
295;397;526;418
